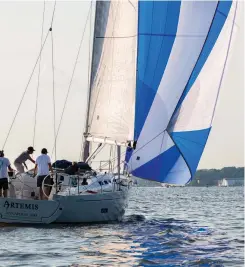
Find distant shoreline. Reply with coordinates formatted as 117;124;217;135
133;167;244;187
189;166;244;187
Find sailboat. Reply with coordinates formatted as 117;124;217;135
0;0;237;224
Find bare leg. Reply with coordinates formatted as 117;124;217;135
39;187;49;200
3;189;8;198
14;163;25;174
39;187;44;200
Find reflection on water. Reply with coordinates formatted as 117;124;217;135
0;187;243;266
77;229;146;266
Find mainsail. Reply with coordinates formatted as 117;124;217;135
85;0;237;185
86;0;138;145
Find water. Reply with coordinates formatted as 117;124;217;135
0;187;243;267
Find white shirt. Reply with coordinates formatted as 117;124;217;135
36;154;51;176
0;157;10;179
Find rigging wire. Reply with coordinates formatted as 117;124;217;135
97;147;127;172
94;129;167;172
210;1;238;124
50;2;93;158
51;1;57;163
109;145;113;172
50;1;56;27
2;32;49;150
112;145;116;171
51;29;57;162
86;143;105;164
79;1;93;161
2;1;57;151
33;0;46;147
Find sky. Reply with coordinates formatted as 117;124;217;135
0;1;244;170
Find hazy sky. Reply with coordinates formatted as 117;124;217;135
0;1;244;170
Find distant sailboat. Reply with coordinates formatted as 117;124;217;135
0;0;237;224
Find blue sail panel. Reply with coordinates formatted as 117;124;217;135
171;128;211;177
134;1;181;139
132;145;180;183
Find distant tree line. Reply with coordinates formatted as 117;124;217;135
189;167;244;186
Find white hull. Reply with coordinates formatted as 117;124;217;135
0;197;63;224
0;171;130;224
54;189;128;223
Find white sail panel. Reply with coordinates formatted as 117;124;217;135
128;131;174;172
87;0;138;144
169;2;237;132
164;155;191;184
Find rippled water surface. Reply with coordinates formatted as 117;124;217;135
0;187;244;266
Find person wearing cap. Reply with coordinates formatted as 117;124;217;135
14;146;35;173
33;148;54;200
0;150;14;197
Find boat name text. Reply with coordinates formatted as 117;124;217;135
3;201;39;210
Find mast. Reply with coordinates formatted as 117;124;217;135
82;1;98;162
117;145;121;179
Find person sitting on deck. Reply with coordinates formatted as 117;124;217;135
82;178;88;185
33;148;54;200
0;150;14;197
14;146;35;173
64;161;79;175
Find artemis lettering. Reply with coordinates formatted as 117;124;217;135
4;201;38;210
